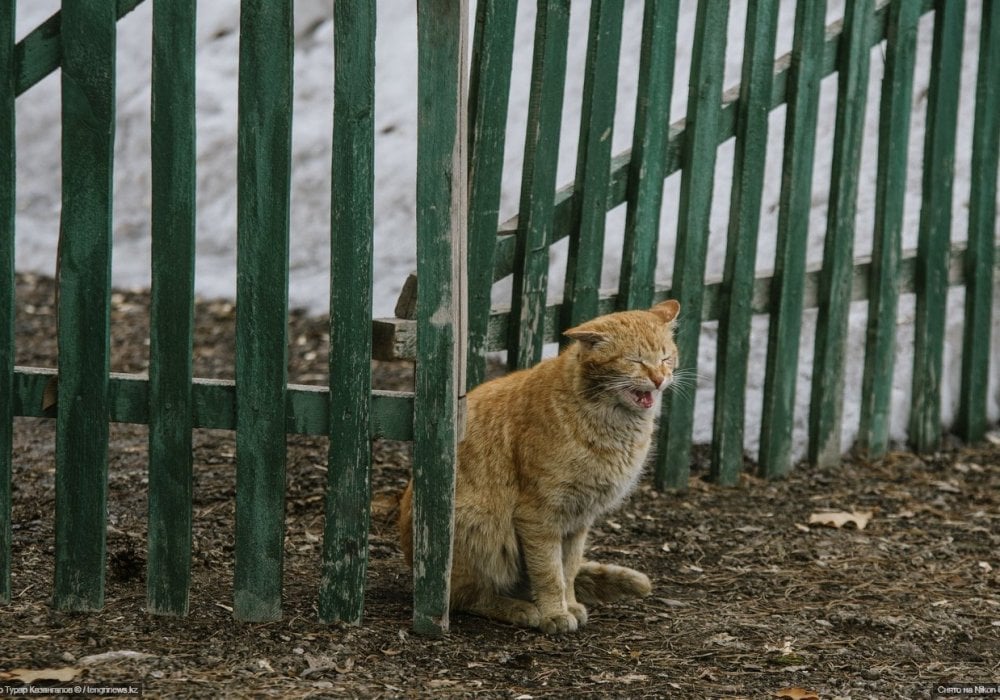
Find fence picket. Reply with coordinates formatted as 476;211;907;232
560;0;624;335
147;0;196;617
320;0;376;626
857;0;921;458
54;0;117;611
956;0;999;443
507;0;570;371
808;0;873;467
617;0;679;312
757;0;826;479
711;0;779;485
413;0;468;636
909;0;965;453
466;1;516;390
655;0;729;491
0;0;13;605
233;0;293;622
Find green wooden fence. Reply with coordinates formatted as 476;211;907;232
2;0;999;636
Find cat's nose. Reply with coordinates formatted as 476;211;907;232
649;373;665;389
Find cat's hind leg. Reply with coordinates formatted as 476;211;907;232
451;583;542;629
573;561;652;605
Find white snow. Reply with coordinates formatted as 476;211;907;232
12;0;1000;461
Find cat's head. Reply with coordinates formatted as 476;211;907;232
563;300;681;413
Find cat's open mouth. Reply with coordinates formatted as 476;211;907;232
628;389;655;409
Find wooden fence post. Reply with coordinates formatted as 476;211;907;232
54;0;117;612
147;0;197;617
956;0;1000;443
655;0;729;490
808;0;872;467
466;0;516;390
233;0;293;622
757;0;825;479
507;0;570;371
321;0;377;626
857;0;921;458
711;0;779;485
910;0;965;453
413;0;468;636
617;0;680;312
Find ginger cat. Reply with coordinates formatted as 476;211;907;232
399;299;681;634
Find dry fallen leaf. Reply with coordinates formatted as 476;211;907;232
808;510;872;530
774;687;820;700
0;667;81;683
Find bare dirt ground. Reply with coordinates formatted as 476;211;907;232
4;273;999;699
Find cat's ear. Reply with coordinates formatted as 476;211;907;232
650;299;680;324
564;327;609;350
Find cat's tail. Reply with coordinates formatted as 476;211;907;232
574;561;652;605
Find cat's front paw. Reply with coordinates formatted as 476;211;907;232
539;611;579;635
567;602;588;626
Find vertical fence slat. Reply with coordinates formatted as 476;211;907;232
413;0;468;636
0;0;13;605
147;0;196;617
710;0;779;486
466;0;516;390
560;0;624;334
234;0;293;622
757;0;826;479
320;0;376;626
53;0;116;611
857;0;921;458
909;0;965;453
956;0;999;444
617;0;679;312
807;0;872;467
655;0;729;491
507;0;570;371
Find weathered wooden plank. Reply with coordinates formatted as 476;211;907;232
234;0;293;622
710;0;780;486
758;0;826;479
655;0;729;491
909;0;965;453
54;0;117;612
956;0;1000;444
0;0;13;606
617;0;679;312
560;0;624;335
507;0;570;370
857;0;921;458
466;0;516;389
413;0;468;636
320;0;376;626
14;0;145;97
808;0;872;467
147;0;196;618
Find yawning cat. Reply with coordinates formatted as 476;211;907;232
399;299;681;634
